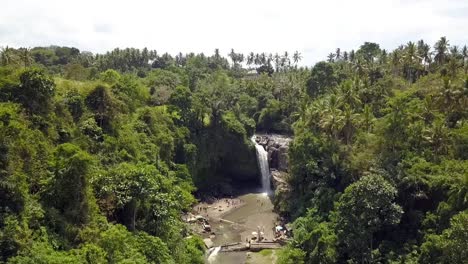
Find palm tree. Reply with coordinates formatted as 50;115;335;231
447;173;468;210
304;99;326;129
339;81;361;108
450;45;460;58
385;99;408;152
403;42;419;81
353;58;367;77
253;53;260;65
229;48;237;66
361;104;375;132
293;51;302;64
327;53;335;62
421;96;435;124
214;49;221;60
391;51;401;76
341;105;359;144
434;36;449;65
380;49;388;65
423;119;449;156
1;46;15;66
247;52;255;66
437;78;458;112
274;53;280;72
447;57;460;78
417;41;432;69
19;47;33;67
320;96;345;139
336;48;341;60
260;53;267;65
349;50;355;63
343;51;348;61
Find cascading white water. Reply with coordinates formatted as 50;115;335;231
207;246;221;262
251;136;271;194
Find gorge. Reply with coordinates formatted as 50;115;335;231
202;134;292;264
2;37;466;264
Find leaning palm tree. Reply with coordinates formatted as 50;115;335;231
434;36;449;65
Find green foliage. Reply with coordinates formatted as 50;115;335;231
306;62;337;97
285;38;467;263
85;84;119;132
420;211;468;263
291;208;337;263
45;143;96;226
99;69;121;84
277;247;306;264
15;68;55;114
1;39;467;263
336;174;402;262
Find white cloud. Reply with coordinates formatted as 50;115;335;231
1;0;467;65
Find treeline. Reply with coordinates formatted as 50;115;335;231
277;38;468;263
0;46;303;78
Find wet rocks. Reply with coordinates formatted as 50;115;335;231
254;134;292;172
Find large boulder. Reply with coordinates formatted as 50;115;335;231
255;134;291;172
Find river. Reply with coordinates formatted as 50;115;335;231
207;191;278;264
205;136;281;264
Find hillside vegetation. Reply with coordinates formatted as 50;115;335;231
0;38;467;263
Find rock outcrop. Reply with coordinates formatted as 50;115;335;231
254;134;293;214
255;134;292;172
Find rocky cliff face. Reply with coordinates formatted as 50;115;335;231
254;134;292;214
255;134;292;172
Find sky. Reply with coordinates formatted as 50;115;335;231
1;0;468;66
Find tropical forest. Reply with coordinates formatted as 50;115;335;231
0;37;467;264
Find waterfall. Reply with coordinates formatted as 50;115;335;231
207;246;221;262
251;136;271;194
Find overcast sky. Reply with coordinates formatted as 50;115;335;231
1;0;467;65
